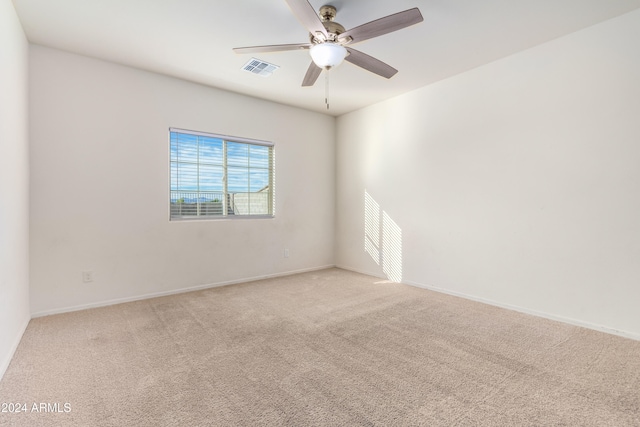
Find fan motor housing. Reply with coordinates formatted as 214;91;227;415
310;5;346;44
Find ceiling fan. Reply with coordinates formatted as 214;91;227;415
233;0;424;87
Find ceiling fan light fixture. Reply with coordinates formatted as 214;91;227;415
310;43;347;69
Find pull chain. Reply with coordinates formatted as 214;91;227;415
325;68;330;110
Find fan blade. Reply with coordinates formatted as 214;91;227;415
339;8;423;44
345;48;397;79
302;61;322;87
285;0;327;38
233;43;311;54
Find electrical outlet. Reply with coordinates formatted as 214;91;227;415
82;271;94;283
284;248;290;258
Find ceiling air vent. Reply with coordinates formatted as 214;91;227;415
242;58;279;77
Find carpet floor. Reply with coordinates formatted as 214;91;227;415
1;268;639;426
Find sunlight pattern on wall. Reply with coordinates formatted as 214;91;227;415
364;191;381;264
364;190;403;282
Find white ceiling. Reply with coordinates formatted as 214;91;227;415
13;0;640;116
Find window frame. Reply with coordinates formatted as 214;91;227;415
169;127;275;221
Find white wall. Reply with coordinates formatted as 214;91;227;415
29;46;335;315
336;10;640;338
0;0;31;379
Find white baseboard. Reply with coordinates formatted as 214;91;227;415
337;264;640;342
29;263;639;341
335;264;387;280
404;279;640;342
31;265;336;318
0;315;30;382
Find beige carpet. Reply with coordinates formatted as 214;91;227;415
1;268;639;426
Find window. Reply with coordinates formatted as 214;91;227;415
170;128;274;220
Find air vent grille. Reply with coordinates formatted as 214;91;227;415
242;58;280;77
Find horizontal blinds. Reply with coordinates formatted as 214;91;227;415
170;129;274;220
169;128;274;147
